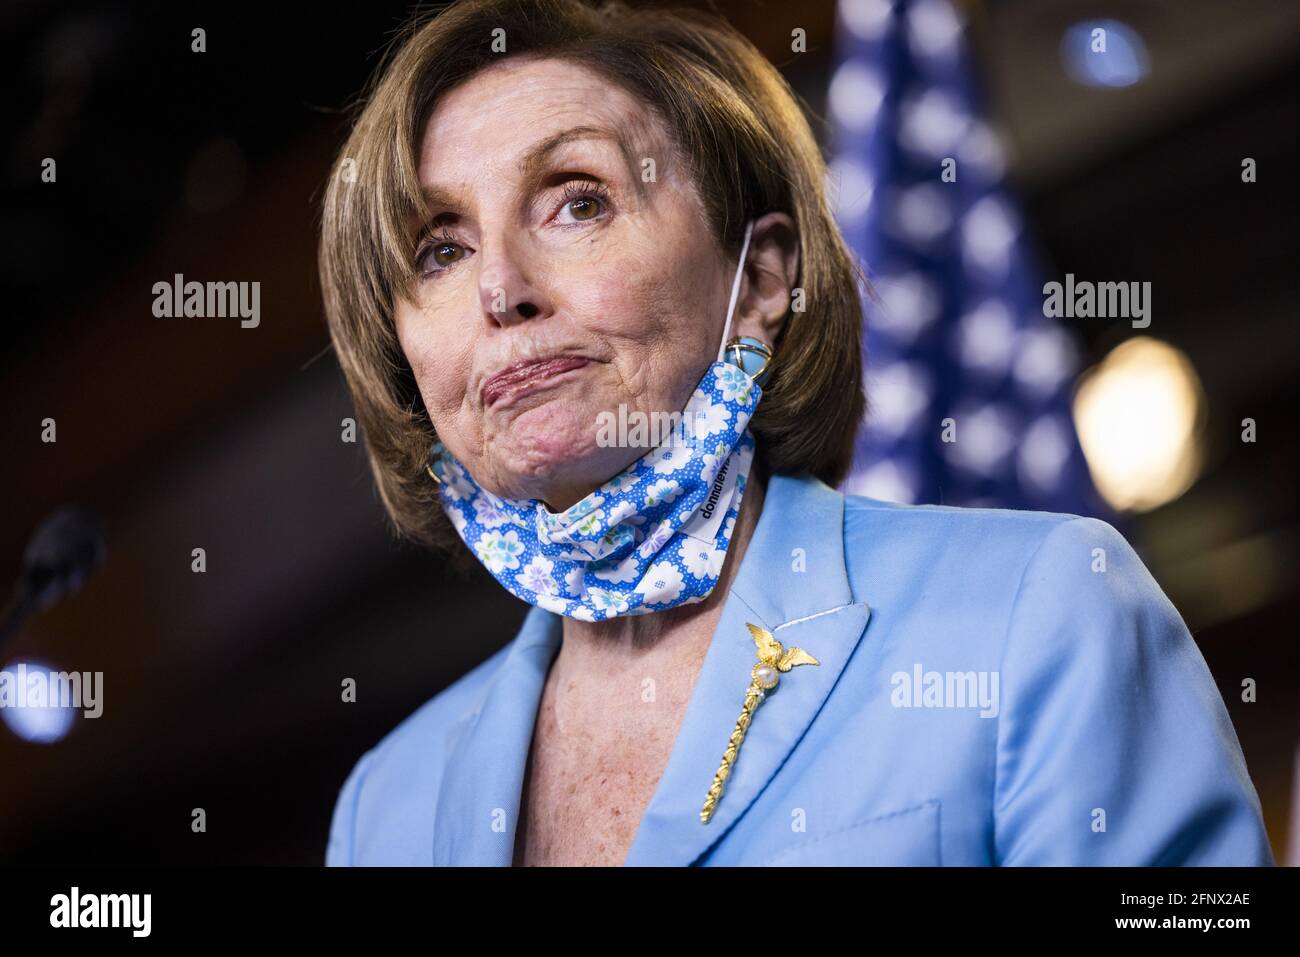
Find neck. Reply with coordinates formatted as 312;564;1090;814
557;457;769;665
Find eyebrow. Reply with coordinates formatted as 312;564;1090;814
417;123;644;220
517;124;639;184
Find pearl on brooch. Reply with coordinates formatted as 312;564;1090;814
753;662;779;690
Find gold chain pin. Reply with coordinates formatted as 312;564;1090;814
699;622;819;824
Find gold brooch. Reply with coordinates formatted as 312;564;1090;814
699;622;819;824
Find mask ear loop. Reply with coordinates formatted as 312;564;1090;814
715;220;755;362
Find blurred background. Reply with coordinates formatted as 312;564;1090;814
1;0;1296;865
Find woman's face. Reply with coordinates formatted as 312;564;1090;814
393;57;749;511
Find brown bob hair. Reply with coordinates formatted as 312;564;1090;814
318;0;866;558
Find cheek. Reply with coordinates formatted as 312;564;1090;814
395;307;472;421
571;245;696;346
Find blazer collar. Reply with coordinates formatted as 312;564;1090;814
431;471;872;866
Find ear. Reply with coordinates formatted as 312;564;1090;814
731;211;799;347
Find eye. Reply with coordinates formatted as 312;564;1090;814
563;195;602;222
555;179;611;225
416;229;471;277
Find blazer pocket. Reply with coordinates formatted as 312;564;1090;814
761;800;942;867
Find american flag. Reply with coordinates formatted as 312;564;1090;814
828;0;1106;516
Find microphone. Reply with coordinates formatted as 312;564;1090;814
0;506;106;652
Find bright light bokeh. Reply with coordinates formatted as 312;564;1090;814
1073;337;1205;512
0;658;78;744
1061;19;1150;88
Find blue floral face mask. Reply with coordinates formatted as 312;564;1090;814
428;222;765;621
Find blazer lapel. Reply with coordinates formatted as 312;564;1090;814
431;604;561;866
431;472;871;867
623;472;872;866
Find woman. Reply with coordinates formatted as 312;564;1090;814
319;0;1272;866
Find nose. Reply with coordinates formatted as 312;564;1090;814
476;230;551;327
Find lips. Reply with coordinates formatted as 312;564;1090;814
481;354;592;408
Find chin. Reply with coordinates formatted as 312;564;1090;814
486;401;635;499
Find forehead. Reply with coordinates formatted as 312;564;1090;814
418;57;669;183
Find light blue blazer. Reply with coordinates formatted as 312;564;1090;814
327;471;1273;866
